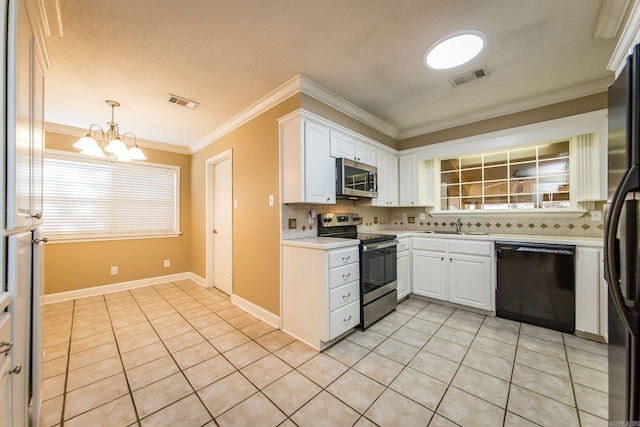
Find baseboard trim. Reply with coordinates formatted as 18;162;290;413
231;294;280;329
188;272;207;288
43;272;193;304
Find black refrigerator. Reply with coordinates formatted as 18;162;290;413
606;43;640;423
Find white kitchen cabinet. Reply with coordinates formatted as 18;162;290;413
399;154;418;206
397;237;411;300
575;246;607;340
412;237;494;311
282;242;360;350
0;355;13;427
330;130;376;166
280;113;336;204
373;149;398;207
6;0;45;231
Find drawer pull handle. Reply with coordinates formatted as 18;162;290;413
0;342;12;355
343;315;352;324
342;256;350;263
342;292;351;301
342;273;350;281
9;365;21;375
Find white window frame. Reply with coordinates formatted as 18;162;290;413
42;149;181;242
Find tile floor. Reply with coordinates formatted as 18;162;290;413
39;279;609;426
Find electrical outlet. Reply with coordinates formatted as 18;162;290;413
590;210;602;221
110;266;118;275
164;259;170;268
401;212;408;221
268;194;274;206
419;213;426;220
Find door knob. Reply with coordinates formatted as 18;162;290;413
213;229;217;234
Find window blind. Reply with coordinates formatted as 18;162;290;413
42;150;180;241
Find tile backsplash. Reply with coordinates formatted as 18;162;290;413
282;202;604;239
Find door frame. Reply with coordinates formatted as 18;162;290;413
205;149;233;291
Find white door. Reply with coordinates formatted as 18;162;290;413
8;231;32;427
213;158;233;295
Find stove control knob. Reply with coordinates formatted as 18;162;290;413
353;216;360;222
323;217;333;223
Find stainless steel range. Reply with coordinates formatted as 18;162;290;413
318;213;398;329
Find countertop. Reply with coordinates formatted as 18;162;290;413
282;231;603;249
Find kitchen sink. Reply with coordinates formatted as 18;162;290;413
421;230;491;236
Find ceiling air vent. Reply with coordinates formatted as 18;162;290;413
448;66;490;88
168;94;200;109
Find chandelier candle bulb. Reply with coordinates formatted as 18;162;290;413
73;100;146;162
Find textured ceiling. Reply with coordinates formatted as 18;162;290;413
43;0;619;150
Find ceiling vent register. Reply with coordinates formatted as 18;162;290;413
448;66;490;88
168;94;200;109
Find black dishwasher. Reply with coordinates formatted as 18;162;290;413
495;241;576;333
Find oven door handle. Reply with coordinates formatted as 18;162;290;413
362;239;398;251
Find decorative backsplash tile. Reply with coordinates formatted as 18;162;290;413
282;202;604;239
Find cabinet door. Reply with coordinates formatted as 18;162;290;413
305;121;335;204
449;253;491;310
575;247;602;336
399;155;416;206
397;253;411;300
386;153;399;206
330;131;356;159
412;250;446;301
7;231;32;427
6;0;35;230
0;356;13;427
31;55;45;226
355;140;376;166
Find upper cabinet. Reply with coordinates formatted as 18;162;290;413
330;130;376;166
373;149;398;206
280;112;336;204
6;0;48;231
399;155;418;207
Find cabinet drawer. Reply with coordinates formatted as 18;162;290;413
449;240;492;256
330;281;360;311
412;237;447;252
329;247;359;269
397;238;411;254
329;263;360;289
0;313;11;353
329;300;360;339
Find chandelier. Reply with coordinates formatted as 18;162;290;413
73;100;146;162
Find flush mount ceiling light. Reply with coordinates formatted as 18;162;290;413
73;100;146;162
424;30;486;70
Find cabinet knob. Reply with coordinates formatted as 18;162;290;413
327;197;330;201
0;342;12;355
33;238;48;245
9;365;22;375
441;257;444;261
32;213;42;219
213;229;217;234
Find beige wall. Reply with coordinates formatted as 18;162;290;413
399;92;607;150
190;94;302;316
43;132;192;294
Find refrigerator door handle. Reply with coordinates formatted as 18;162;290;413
605;165;640;338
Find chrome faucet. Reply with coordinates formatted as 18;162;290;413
454;218;462;233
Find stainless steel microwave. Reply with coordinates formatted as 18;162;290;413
336;158;378;199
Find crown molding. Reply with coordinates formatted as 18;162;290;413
45;122;191;154
608;0;640;76
188;75;302;153
397;77;612;140
595;0;630;38
298;75;400;139
188;74;401;154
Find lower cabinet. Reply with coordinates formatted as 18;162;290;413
412;237;493;311
575;247;607;340
282;242;360;350
396;238;411;300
